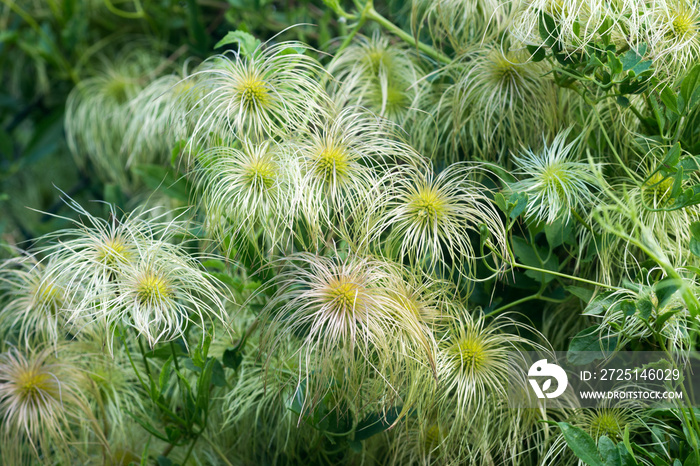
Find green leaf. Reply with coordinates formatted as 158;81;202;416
637;297;653;320
133;164;190;202
210;358;227;387
545;216;573;248
661;143;682;170
619;299;637;318
566;285;594;304
623;425;638;465
621;44;647;71
654;278;681;308
222;346;243;371
355;408;402;441
159;356;173;392
568;325;618;365
607;50;623;75
558;422;604;466
598;436;621;466
527;44;547;62
507;192;529;220
660;86;680;114
539;11;559;48
582;292;615;316
511;236;559;283
215;30;261;56
681;64;700;112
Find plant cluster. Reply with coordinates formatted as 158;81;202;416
2;0;700;464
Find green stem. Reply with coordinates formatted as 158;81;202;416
181;435;200;464
491;292;569;315
364;7;451;64
570;208;594;234
103;0;145;18
137;336;154;382
120;329;148;391
201;434;234;466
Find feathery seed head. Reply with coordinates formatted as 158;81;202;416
437;312;541;420
295;107;418;239
184;41;329;145
641;0;700;78
369;162;509;280
261;252;436;412
578;407;636;440
0;256;70;345
105;247;229;348
328;35;424;124
0;347;97;464
237;74;270;109
510;128;600;224
65;47;164;188
196;140;296;253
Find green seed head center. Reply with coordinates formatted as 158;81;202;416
451;337;487;372
244;158;276;192
541;162;571;198
136;272;172;305
409;186;447;227
17;369;53;401
99;236;131;266
327;277;361;311
238;77;270;109
671;13;695;37
590;412;623;439
643;172;674;204
314;144;350;184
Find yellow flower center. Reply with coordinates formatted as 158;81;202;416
541;162;571;199
450;336;487;372
408;185;447;228
365;49;390;74
16;368;54;402
105;77;131;105
313;143;351;185
328;277;361;310
383;85;409;113
34;282;62;315
136;271;173;305
589;411;624;439
238;76;270;109
98;236;131;266
643;172;675;205
670;11;697;38
244;157;277;192
488;51;529;89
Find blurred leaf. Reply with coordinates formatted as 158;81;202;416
355;408;401;441
215;30;261;56
133;164;190;202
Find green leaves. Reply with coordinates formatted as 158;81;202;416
690;222;700;257
680;64;700;113
559;422;605;466
558;423;640;466
215;30;261;57
512;236;559;284
133;164;191;202
568;325;618;364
